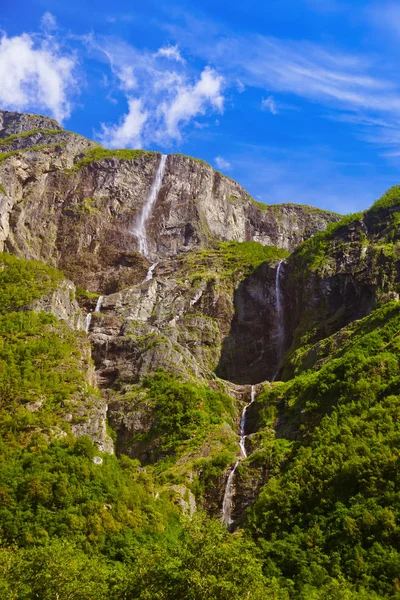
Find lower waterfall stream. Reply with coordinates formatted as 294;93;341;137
222;385;256;527
222;259;286;527
85;295;104;334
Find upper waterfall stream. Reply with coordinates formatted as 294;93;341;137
272;259;285;381
134;154;167;258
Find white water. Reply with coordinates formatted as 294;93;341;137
239;384;256;458
134;154;167;258
85;295;104;334
85;313;92;334
272;260;285;381
95;295;104;313
144;262;158;282
222;385;256;527
222;461;239;527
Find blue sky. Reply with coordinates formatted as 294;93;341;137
2;0;400;213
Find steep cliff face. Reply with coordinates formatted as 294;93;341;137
278;188;400;378
0;110;339;294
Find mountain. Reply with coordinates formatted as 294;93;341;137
1;109;399;599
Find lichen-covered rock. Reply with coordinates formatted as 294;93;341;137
28;279;85;330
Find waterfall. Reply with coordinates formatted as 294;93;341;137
144;262;158;282
222;461;239;527
222;385;256;527
95;295;104;313
134;154;167;258
85;295;104;334
272;260;285;381
239;384;256;458
85;313;92;334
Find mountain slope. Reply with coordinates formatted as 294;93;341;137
2;109;400;599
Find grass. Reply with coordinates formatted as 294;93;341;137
71;147;157;170
178;240;289;285
0;128;62;147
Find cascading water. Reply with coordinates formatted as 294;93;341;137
85;295;104;334
272;259;285;381
239;384;256;458
144;262;158;282
222;385;256;527
134;154;167;258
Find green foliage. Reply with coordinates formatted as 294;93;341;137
133;371;235;461
0;184;6;195
75;285;100;299
0;128;62;148
0;311;89;415
70;196;101;216
368;184;400;215
179;240;289;285
0;436;180;553
0;252;63;313
247;301;400;598
72;147;156;170
0;143;66;163
174;152;210;166
293;211;363;272
0;516;282;600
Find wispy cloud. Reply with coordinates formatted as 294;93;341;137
215;156;231;170
0;29;77;122
156;44;185;63
261;95;278;114
95;38;225;148
166;16;400;153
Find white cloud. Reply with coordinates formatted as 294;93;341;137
99;98;148;148
161;67;224;140
41;12;58;31
97;40;225;148
156;44;185;63
117;65;137;91
0;32;77;122
261;95;278;114
215;156;231;170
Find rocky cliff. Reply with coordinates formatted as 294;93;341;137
0;108;343;517
0;109;339;293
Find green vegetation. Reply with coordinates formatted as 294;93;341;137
179;240;289;284
0;253;278;599
174;153;210;167
71;147;157;170
75;285;100;299
3;181;400;598
0;143;66;164
0;252;63;313
368;184;400;215
249;199;340;216
246;301;400;598
70;196;101;216
115;371;236;464
0;128;62;148
0;516;279;600
0;311;92;418
0;184;6;195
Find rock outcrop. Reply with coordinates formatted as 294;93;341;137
0;109;339;294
